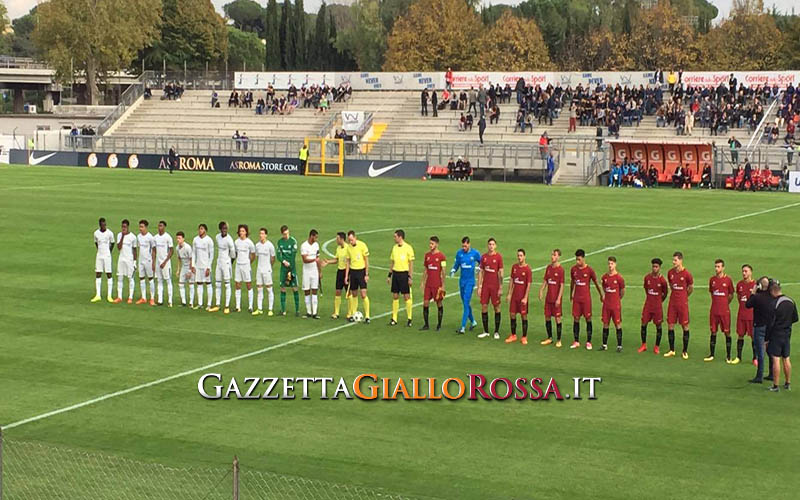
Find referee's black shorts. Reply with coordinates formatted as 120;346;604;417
349;269;367;290
335;269;347;291
391;271;410;294
767;334;791;358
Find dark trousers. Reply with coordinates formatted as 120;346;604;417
754;326;767;380
421;102;428;116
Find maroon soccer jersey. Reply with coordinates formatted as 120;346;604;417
544;264;564;302
709;275;734;313
480;253;503;289
511;264;532;300
644;274;668;306
601;273;625;309
736;279;754;320
424;251;446;289
571;264;597;302
668;268;693;305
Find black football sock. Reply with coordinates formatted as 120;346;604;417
437;306;443;328
510;318;517;335
602;328;610;345
725;336;732;359
423;306;429;327
656;326;663;347
668;329;675;351
616;328;623;347
482;312;489;332
545;320;553;338
522;319;528;337
494;312;501;333
641;325;647;344
736;337;744;359
556;322;562;341
573;321;580;341
586;321;593;343
709;335;716;357
682;330;690;354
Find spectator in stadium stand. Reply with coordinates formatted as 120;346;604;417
421;88;428;116
779;165;790;191
515;109;526;133
445;68;453;91
489;104;500;125
144;87;152;100
478;114;486;145
766;281;797;392
568;102;577;133
458;113;466;131
546;152;555;186
468;87;477;115
538;132;550;158
465;113;474;131
699;164;712;189
446;157;456;179
478;85;487;117
232;130;241;151
431;89;438;117
211;91;219;108
728;136;741;166
241;133;249;152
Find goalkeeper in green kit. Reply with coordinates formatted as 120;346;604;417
277;224;301;316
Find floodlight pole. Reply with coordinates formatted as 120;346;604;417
232;455;239;500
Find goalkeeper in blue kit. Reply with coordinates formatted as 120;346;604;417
450;236;481;334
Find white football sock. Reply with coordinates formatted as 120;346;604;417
305;295;311;314
225;282;232;307
235;288;241;309
257;287;264;310
268;287;274;311
106;277;113;297
311;294;318;315
215;282;222;306
206;283;213;305
248;288;253;310
179;283;186;304
95;277;101;296
128;278;135;299
117;278;123;299
149;279;155;299
197;284;204;306
140;279;147;300
157;279;164;303
166;280;173;305
189;284;195;306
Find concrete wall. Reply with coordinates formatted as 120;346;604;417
0;115;103;137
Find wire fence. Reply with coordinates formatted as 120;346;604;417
0;430;421;500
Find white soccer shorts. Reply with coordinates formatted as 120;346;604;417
117;259;135;278
215;264;232;282
235;266;252;283
302;271;320;291
195;266;211;283
95;255;112;273
156;262;172;280
256;269;273;286
179;268;195;284
138;260;155;279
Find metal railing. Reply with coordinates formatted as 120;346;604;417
0;56;50;69
97;72;157;136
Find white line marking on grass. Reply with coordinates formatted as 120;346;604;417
0;181;101;191
5;201;799;430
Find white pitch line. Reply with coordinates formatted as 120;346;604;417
0;181;101;191
5;200;799;430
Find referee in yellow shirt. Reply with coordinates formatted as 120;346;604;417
388;229;415;327
345;230;370;323
322;232;349;319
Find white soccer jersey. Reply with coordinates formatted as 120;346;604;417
215;233;235;267
300;240;320;276
177;243;193;269
154;232;174;263
192;235;214;268
255;240;276;271
94;229;115;257
137;232;156;262
234;237;256;266
116;232;137;262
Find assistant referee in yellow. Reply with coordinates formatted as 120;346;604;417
388;229;415;327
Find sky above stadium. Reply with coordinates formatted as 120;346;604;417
3;0;797;23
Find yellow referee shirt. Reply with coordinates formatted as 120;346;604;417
335;245;348;270
347;240;369;270
390;243;415;272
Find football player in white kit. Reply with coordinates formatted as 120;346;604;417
153;220;174;307
210;221;235;314
233;224;256;312
191;224;214;310
253;227;276;316
175;231;194;307
136;219;156;305
92;217;115;303
300;229;322;319
114;219;138;303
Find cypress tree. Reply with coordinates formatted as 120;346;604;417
265;0;280;69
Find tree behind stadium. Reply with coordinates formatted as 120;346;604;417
34;0;161;105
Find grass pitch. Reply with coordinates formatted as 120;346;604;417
1;164;799;500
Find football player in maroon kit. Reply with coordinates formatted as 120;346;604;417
505;249;532;345
665;251;694;359
735;264;756;365
539;249;565;347
705;259;735;362
640;258;668;354
420;236;447;331
477;238;504;339
600;256;625;352
570;249;603;350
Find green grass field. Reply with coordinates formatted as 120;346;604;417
1;164;799;500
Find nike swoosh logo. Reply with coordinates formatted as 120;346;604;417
367;162;403;177
29;152;57;165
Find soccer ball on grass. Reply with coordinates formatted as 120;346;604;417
352;311;364;322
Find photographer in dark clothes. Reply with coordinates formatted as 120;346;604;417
746;276;776;383
766;282;798;392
